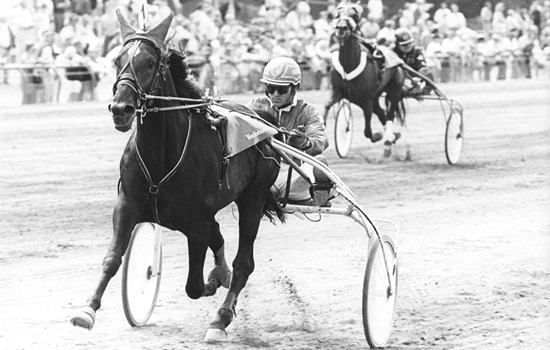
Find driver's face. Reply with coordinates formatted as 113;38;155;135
399;42;413;53
266;84;293;108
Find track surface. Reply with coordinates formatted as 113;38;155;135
0;79;549;349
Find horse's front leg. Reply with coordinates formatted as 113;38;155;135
70;193;143;330
361;100;383;143
203;219;231;296
204;195;264;343
184;219;210;299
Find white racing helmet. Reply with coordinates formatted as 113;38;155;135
260;57;301;86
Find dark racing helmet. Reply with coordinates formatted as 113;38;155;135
395;28;414;46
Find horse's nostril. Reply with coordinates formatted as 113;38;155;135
123;105;136;115
108;104;112;112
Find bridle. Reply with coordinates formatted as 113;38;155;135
333;17;354;45
112;38;213;120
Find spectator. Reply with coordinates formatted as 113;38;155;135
480;1;493;35
360;17;381;43
444;3;467;32
53;0;71;33
425;31;444;82
0;14;16;84
530;0;545;33
433;2;451;32
376;19;396;46
98;0;122;56
314;10;332;41
492;2;508;35
59;38;99;101
518;24;539;78
35;1;54;40
285;1;313;33
189;1;219;43
13;0;37;62
505;9;524;33
367;0;384;24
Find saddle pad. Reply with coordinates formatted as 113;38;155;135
210;104;278;157
376;45;404;68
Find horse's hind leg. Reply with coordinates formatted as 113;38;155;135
70;194;142;330
205;192;266;342
203;219;231;296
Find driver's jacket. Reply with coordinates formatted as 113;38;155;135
393;45;427;72
246;96;328;156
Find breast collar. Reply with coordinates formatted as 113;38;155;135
331;50;367;81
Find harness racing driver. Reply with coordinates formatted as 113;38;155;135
246;56;333;207
393;27;434;95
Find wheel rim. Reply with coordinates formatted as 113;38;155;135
445;110;463;165
364;239;398;347
335;101;353;158
122;223;161;326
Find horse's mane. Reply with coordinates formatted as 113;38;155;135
167;49;204;100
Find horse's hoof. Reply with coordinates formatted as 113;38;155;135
383;146;392;158
208;266;231;289
204;328;228;343
70;306;96;330
371;132;383;143
393;132;401;143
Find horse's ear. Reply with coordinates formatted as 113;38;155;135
116;9;138;42
148;12;174;43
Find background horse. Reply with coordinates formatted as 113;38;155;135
324;12;406;155
70;11;285;342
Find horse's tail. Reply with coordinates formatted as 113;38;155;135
263;190;286;224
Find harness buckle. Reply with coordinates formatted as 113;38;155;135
149;185;159;194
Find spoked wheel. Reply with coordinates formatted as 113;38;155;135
363;234;398;348
445;104;464;165
122;222;162;327
334;99;353;158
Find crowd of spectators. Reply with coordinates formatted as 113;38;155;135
1;0;550;103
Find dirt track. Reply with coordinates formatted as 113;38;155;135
0;79;549;350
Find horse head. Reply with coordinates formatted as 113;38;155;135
333;15;355;46
108;9;173;132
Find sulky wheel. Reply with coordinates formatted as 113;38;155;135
362;234;398;348
121;222;162;327
444;103;464;165
334;99;353;158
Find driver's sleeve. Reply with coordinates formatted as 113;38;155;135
300;104;329;156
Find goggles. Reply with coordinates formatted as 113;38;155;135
265;84;291;95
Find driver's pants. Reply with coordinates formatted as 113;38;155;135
271;162;314;201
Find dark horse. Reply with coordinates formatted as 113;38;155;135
70;10;285;342
324;11;406;154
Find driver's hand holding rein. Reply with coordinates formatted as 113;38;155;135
246;57;333;207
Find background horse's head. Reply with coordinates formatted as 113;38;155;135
108;9;173;132
333;16;355;46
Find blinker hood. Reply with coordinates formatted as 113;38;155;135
116;9;173;52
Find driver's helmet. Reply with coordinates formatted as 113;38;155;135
395;28;414;46
260;57;301;86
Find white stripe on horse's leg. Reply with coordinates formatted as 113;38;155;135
384;120;395;143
